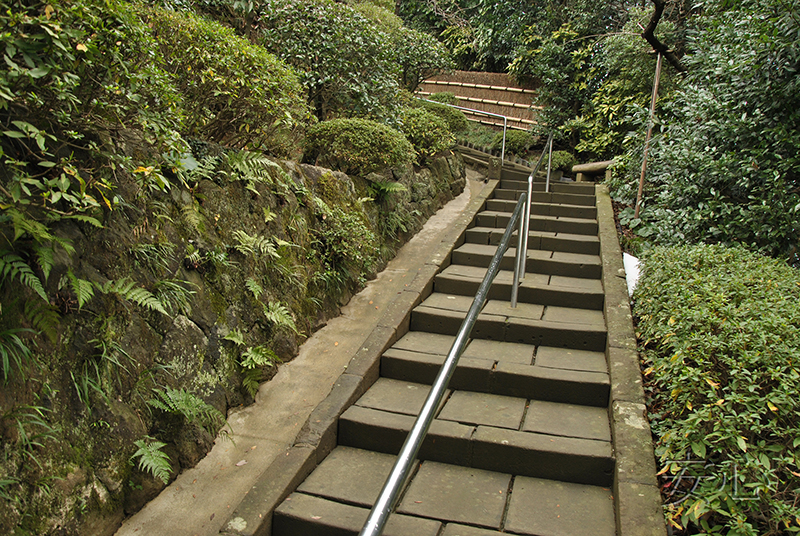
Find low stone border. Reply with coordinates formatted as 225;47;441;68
596;184;666;536
218;182;498;536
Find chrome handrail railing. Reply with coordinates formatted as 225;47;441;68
358;191;530;536
518;133;554;281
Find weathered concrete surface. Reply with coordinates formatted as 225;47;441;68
113;171;490;536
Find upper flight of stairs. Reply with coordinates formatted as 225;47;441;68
219;147;666;536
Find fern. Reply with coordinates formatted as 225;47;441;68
154;279;196;316
226;150;282;189
67;269;94;310
97;278;168;316
4;404;58;469
263;302;300;335
240;345;281;369
222;328;245;347
64;214;102;228
23;300;60;344
262;207;276;223
131;436;172;484
33;244;55;282
245;277;263;300
231;230;279;261
148;387;227;437
130;242;176;276
239;346;281;398
368;180;408;203
181;203;205;234
0;251;47;301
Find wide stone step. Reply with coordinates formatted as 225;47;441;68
410;293;607;352
494;189;596;208
500;179;596;196
486;198;597;220
476;209;599;236
382;331;610;406
453;242;601;279
466;226;600;255
274;447;615;535
338;401;614;486
434;265;605;310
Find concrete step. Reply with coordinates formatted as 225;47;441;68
452;242;602;279
476;209;599;236
274;447;615;535
465;226;600;255
410;293;607;352
434;265;605;310
486;198;597;220
494;189;596;208
499;178;596;196
338;402;614;486
382;331;610;406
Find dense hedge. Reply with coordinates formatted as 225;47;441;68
303;118;414;176
492;129;534;156
398;108;454;162
416;99;468;133
146;7;309;155
635;244;800;535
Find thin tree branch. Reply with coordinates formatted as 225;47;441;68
643;0;687;73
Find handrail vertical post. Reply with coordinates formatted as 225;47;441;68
511;203;525;308
545;135;554;193
501;117;507;163
520;173;533;281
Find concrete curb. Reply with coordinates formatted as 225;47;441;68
218;181;498;536
596;184;666;536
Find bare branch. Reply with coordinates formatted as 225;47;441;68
643;0;687;73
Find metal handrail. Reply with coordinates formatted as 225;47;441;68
518;133;554;281
358;192;530;536
417;97;509;163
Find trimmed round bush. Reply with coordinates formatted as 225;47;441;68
146;7;310;156
304;118;414;175
417;99;468;132
427;92;458;105
398;107;454;161
550;150;576;173
492;129;534;156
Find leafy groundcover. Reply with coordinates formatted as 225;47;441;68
635;244;800;535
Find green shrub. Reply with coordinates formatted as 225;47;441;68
146;6;310;155
393;27;454;92
635;244;800;536
417;99;468;133
398;108;454;161
550;150;576;173
427;92;458;105
492;130;534;156
303;118;414;176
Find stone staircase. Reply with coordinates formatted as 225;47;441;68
220;148;665;536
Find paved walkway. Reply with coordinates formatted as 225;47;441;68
114;170;490;536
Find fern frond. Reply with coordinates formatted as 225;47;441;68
154;279;195;317
263;302;300;335
222;328;245;347
148;387;227;436
231;230;279;260
23;300;60;344
33;244;54;282
240;345;281;369
67;269;94;310
263;207;276;223
181;203;205;234
64;214;103;228
0;251;47;301
226;150;280;185
7;207;54;243
245;277;263;300
98;278;169;316
131;437;172;484
241;369;261;398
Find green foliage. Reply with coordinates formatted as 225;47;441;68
622;0;800;261
96;278;169;316
144;6;310;155
239;345;281;397
2;405;58;469
231;230;280;263
131;436;171;484
304;118;414;176
130;242;177;277
263;301;300;335
154;279;196;317
259;0;399;121
0;251;47;301
398;108;454;162
550;150;575;173
427;92;458;105
367;181;408;204
492;130;534;156
393;26;453;92
416;99;468;133
314;203;380;285
148;387;227;437
635;244;800;535
0;327;35;383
